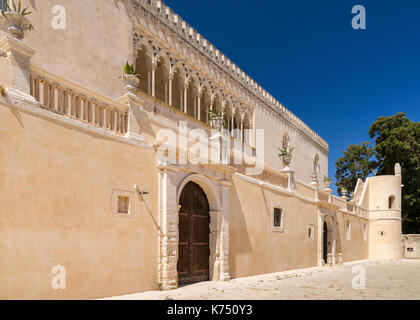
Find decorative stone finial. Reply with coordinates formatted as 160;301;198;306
395;163;401;176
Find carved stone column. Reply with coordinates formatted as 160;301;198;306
197;88;202;121
219;180;231;281
168;72;174;106
157;164;180;290
183;81;189;114
231;116;234;137
151;61;157;97
209;211;222;281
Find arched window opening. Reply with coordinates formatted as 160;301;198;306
243;113;251;145
186;78;196;118
223;104;231;132
200;87;210;123
135;48;151;95
155;57;168;103
389;195;396;209
171;69;182;110
232;113;241;140
346;220;351;240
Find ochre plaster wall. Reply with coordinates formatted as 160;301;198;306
0;103;159;299
229;176;319;278
335;212;369;262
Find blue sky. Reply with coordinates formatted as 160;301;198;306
163;0;420;193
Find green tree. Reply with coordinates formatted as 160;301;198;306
369;113;420;233
335;142;377;196
336;113;420;233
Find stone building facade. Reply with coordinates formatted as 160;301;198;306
0;0;402;299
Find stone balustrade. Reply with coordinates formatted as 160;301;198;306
30;68;128;135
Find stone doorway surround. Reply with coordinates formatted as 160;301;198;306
318;206;337;266
157;162;231;290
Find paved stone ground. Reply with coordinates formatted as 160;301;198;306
104;259;420;300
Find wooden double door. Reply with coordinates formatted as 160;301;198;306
177;182;210;285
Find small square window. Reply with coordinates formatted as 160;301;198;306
112;189;135;219
118;196;130;214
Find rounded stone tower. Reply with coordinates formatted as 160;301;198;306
367;164;403;259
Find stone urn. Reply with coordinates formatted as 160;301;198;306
0;11;33;40
324;179;331;189
209;117;224;130
122;74;140;94
282;154;292;167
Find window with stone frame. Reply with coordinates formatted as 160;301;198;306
274;208;282;227
112;189;135;218
271;205;285;232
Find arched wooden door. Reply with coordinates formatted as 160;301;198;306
177;182;210;285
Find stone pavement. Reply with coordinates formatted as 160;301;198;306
104;259;420;300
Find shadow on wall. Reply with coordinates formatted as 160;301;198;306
229;179;254;278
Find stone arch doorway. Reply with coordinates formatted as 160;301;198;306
177;181;210;285
320;213;336;266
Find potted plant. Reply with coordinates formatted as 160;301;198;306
278;145;295;167
0;0;34;40
207;105;225;130
121;62;140;93
323;176;331;189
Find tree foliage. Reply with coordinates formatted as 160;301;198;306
336;113;420;233
335;142;377;196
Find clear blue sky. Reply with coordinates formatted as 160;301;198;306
164;0;420;193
